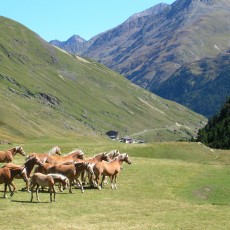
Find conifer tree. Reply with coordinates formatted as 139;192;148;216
197;97;230;149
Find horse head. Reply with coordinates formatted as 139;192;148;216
73;150;84;160
101;153;110;162
15;146;26;156
118;153;132;164
54;146;61;155
48;146;61;156
33;156;44;167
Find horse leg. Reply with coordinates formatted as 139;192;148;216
53;186;56;202
96;175;101;190
75;177;84;193
110;175;114;189
49;186;56;202
69;179;73;193
35;184;41;202
114;174;118;189
81;170;86;185
30;184;35;202
3;183;8;198
58;182;63;192
103;176;108;186
26;180;30;192
100;175;105;188
10;182;16;194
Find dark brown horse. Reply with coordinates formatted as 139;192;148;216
26;146;61;163
93;153;132;190
45;149;84;164
0;146;26;163
0;164;28;198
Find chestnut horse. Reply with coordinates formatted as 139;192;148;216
3;156;44;192
45;149;84;164
0;164;28;198
21;156;44;191
81;152;111;185
93;153;132;190
30;173;56;202
26;146;61;163
0;146;26;163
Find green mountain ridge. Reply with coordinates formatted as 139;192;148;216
0;16;206;142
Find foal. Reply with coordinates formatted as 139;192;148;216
47;173;69;192
30;173;56;202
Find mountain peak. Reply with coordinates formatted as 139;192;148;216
130;3;169;20
67;35;86;43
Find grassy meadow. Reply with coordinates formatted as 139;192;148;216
1;137;230;229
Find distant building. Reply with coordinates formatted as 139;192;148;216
120;137;133;144
106;130;119;140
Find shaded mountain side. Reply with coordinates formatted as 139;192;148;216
155;51;230;118
0;16;206;142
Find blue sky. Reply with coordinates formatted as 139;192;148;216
1;0;174;42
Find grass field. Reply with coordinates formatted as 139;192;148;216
1;138;230;229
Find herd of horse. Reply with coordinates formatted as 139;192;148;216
0;146;132;202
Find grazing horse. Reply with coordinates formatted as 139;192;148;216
93;153;132;190
0;164;28;198
26;146;61;163
47;162;94;193
45;149;84;164
0;146;26;163
47;173;69;192
30;173;56;202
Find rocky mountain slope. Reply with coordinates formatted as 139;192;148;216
0;16;206;142
51;0;230;117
